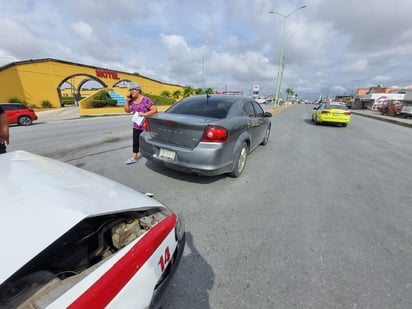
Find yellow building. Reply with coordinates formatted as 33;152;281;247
0;58;184;108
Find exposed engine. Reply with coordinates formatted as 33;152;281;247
0;208;169;309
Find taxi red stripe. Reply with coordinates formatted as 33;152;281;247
67;213;176;309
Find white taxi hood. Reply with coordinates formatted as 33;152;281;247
0;151;164;284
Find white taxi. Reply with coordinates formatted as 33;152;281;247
0;151;185;309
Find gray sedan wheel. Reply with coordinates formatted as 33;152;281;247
228;142;248;178
18;116;33;126
260;125;271;145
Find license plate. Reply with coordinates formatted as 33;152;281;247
159;148;176;161
333;113;340;116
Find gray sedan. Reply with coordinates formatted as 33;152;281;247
139;95;272;177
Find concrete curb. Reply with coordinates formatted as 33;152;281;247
267;103;297;114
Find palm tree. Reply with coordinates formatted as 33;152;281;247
172;90;181;100
286;88;294;101
195;88;205;95
183;86;194;97
205;87;214;94
161;90;171;97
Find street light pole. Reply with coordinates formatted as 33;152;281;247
269;5;306;109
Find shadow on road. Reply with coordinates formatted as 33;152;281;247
159;231;214;309
144;160;226;184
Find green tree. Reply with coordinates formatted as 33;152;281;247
161;90;171;97
286;88;294;101
172;90;181;100
195;88;205;95
205;87;214;94
183;86;194;97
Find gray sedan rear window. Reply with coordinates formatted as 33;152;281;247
167;97;234;118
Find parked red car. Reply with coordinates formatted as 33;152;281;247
0;103;38;125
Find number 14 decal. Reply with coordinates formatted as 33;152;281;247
158;246;171;272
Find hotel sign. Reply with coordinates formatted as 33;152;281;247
95;69;120;80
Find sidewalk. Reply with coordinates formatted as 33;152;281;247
350;109;412;128
36;106;81;122
36;105;166;122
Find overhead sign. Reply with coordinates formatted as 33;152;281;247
252;84;260;96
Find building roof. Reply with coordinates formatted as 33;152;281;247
0;58;182;88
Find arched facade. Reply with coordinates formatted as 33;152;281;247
0;58;183;108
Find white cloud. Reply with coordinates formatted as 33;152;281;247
343;59;369;73
70;21;93;39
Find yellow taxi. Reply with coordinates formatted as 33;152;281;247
312;102;351;127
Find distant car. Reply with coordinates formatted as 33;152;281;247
381;100;403;116
0;151;185;309
140;94;272;177
254;97;267;104
371;101;383;111
0;103;38;125
312;102;351;127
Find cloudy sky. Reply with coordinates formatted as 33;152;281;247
1;0;412;100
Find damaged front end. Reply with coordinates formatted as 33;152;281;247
0;207;182;309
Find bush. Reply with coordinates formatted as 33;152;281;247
41;100;52;108
94;90;111;101
89;90;116;107
62;97;75;105
91;100;107;108
90;90;118;108
91;99;118;108
106;100;118;107
145;93;175;106
9;97;24;104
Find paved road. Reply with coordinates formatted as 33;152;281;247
8;104;412;308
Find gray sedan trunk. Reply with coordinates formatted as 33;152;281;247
146;114;215;149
